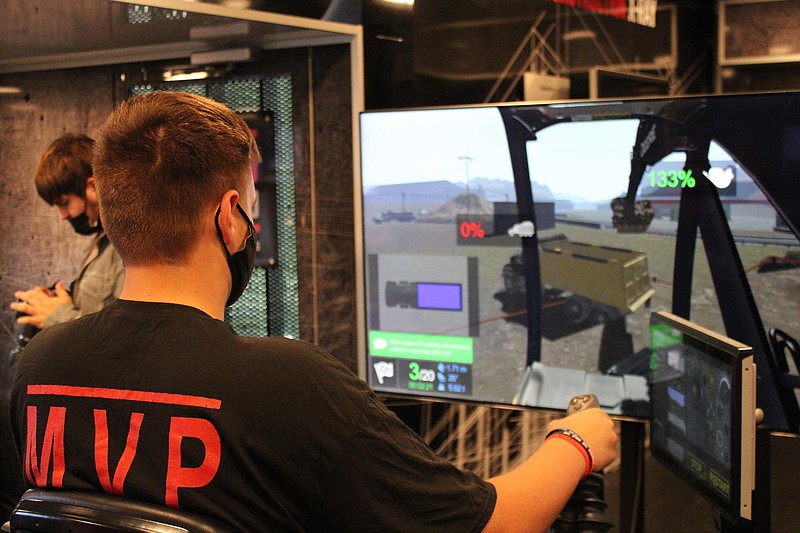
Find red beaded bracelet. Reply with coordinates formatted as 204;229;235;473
545;428;595;478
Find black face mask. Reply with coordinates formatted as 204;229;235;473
68;212;102;235
215;203;257;307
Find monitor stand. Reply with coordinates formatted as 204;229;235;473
619;420;645;533
620;425;771;532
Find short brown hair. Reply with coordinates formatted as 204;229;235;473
35;134;94;205
93;91;260;266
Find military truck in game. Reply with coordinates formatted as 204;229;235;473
497;234;655;330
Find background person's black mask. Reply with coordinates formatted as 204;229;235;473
68;212;102;235
215;202;257;307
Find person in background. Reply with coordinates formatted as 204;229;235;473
10;91;616;532
2;133;124;519
9;133;124;331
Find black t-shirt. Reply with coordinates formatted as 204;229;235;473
11;300;496;531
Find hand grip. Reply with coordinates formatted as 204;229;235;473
567;394;600;415
550;394;611;532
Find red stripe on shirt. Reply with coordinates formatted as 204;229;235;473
27;385;221;410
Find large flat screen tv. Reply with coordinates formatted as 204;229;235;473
358;92;800;427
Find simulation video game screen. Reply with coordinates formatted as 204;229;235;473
359;93;800;422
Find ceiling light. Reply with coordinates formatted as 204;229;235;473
162;69;210;82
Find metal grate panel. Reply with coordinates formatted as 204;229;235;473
208;79;262;114
126;5;188;24
263;74;300;339
225;267;269;337
129;85;153;96
174;83;206;97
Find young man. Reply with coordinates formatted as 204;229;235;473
9;134;124;330
11;91;617;532
3;134;124;519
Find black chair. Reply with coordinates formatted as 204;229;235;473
768;327;800;432
6;489;235;533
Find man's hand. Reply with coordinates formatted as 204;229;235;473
10;281;73;330
546;408;617;472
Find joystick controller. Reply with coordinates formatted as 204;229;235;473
568;394;599;415
549;394;613;533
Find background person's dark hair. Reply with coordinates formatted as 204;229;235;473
93;91;260;266
34;133;94;205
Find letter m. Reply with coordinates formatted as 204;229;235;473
25;405;67;487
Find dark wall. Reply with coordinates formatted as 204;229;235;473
296;44;359;370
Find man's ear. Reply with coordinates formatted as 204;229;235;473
84;176;97;202
217;189;241;247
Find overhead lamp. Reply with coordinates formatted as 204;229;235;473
161;62;235;82
162;68;210;82
0;86;23;95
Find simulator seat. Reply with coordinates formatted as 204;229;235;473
5;489;235;533
768;328;800;432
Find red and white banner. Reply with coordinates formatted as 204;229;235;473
550;0;658;28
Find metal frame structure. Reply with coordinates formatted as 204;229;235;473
484;3;679;103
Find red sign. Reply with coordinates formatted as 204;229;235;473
550;0;657;28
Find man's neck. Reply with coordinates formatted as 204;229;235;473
119;249;230;320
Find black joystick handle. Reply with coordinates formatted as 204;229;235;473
567;394;600;415
550;393;612;533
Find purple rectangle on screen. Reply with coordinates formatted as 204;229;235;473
417;283;462;311
668;386;686;407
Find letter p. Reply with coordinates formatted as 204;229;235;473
165;417;221;508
